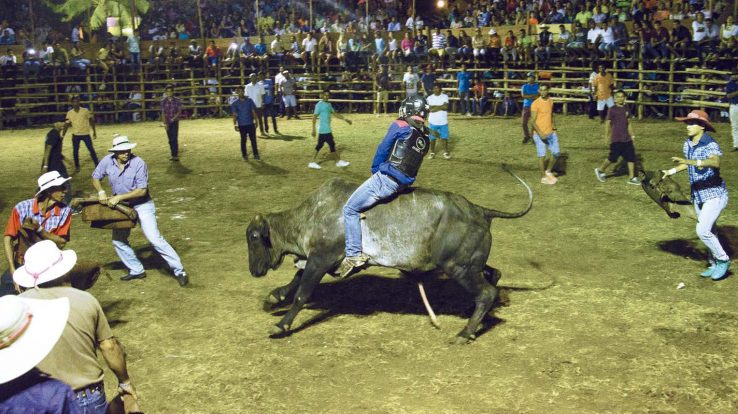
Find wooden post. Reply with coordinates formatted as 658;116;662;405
256;0;260;36
637;58;644;120
561;68;568;115
28;0;35;44
366;0;370;33
667;61;674;119
310;0;313;32
196;0;206;50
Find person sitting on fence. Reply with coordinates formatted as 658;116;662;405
52;42;69;73
240;37;258;70
318;32;334;69
400;31;414;61
205;40;221;69
301;32;318;69
0;48;17;77
187;39;203;68
254;36;269;71
429;28;447;65
148;40;164;70
472;28;487;64
165;41;182;69
270;34;286;65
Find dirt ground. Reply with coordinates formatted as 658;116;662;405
1;111;738;413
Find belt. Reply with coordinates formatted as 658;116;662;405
75;382;104;399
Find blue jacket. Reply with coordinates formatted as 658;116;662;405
371;119;415;185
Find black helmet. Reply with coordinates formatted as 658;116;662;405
399;95;428;120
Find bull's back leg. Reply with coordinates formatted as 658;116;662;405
270;257;333;336
444;263;498;344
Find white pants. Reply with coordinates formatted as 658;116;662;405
694;192;729;262
729;104;738;149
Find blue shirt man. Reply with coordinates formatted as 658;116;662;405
456;70;472;92
231;95;256;126
92;135;188;285
521;81;540;108
231;90;260;160
521;73;540;142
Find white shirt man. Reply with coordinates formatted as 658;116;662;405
302;36;317;53
427;92;449;127
402;70;419;97
245;81;265;108
693;20;707;41
587;27;604;45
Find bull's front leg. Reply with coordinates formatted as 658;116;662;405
269;257;332;337
264;269;303;311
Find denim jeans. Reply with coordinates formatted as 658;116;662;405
76;388;107;414
72;135;99;169
112;200;184;276
458;91;470;114
694;192;729;262
343;172;401;256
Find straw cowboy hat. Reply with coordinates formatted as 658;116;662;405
0;295;70;384
675;109;716;132
35;171;71;197
13;240;78;289
108;135;137;152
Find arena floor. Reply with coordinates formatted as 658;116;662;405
2;113;738;413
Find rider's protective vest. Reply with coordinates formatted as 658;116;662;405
387;121;430;178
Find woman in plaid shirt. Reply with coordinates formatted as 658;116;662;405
662;110;730;281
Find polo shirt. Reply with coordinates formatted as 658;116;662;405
245;82;265;108
65;107;92;136
456;71;471;92
231;97;256;126
521;83;539;108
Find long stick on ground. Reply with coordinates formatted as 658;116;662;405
417;282;440;329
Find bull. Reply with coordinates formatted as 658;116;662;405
246;166;533;343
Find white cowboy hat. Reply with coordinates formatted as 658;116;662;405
488;28;497;35
0;295;70;384
108;135;137;152
35;171;71;197
13;240;78;289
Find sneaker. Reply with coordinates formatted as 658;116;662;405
711;260;731;281
700;263;715;278
308;162;322;169
443;152;451;160
427;152;435;160
242;155;249;161
466;112;473;117
175;271;189;287
522;136;531;144
627;177;641;185
254;154;261;161
120;271;146;281
545;171;558;184
594;168;606;183
338;253;370;278
541;176;557;185
336;160;350;167
170;156;180;161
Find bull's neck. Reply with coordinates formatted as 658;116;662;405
267;211;305;257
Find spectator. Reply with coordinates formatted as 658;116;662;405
122;87;143;122
457;30;472;64
0;29;15;45
205;40;221;68
52;42;70;73
387;32;400;63
420;65;437;96
593;64;615;123
669;18;692;61
15;240;140;413
427;83;451;160
254;36;269;71
429;28;447;65
413;31;429;60
400;31;414;61
245;73;266;136
402;65;419;98
259;72;279;135
0;295;76;412
703;18;720;61
160;85;182;161
63;95;99;172
69;43;90;71
126;30;140;70
187;40;203;68
71;23;84;43
280;70;299;119
692;12;708;63
301;32;318;69
388;17;401;32
488;29;502;66
0;48;17;77
472;28;487;63
231;86;260;160
148;40;164;70
457;64;472;116
521;72;539;143
271;34;286;65
535;24;553;68
471;75;488;116
375;65;392;115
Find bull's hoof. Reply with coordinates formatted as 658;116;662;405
263;291;287;311
450;333;476;345
268;324;290;338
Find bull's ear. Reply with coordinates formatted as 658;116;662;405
259;216;271;246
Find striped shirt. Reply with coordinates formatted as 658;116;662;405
683;133;727;204
4;198;72;239
431;33;447;49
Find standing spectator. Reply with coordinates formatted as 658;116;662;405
456;64;472;116
471;76;488;116
259;72;279;135
0;295;76;412
529;84;560;185
2;171;72;294
521;72;539;143
426;84;451;160
692;12;708;63
280;70;299;119
15;240;140;413
41;122;69;181
160;85;182;161
593;64;614;123
420;65;437;96
402;65;420;98
63;95;99;173
92;135;189;286
594;90;640;185
309;90;352;169
727;73;738;152
231;87;260;161
122;87;143;122
375;65;392;115
661;110;730;280
245;73;266;136
126;30;140;71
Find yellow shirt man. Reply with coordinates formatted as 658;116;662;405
65;107;93;136
63;97;99;170
531;97;554;137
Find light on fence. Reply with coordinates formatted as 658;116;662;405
436;0;445;8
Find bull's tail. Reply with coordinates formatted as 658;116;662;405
482;164;533;220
